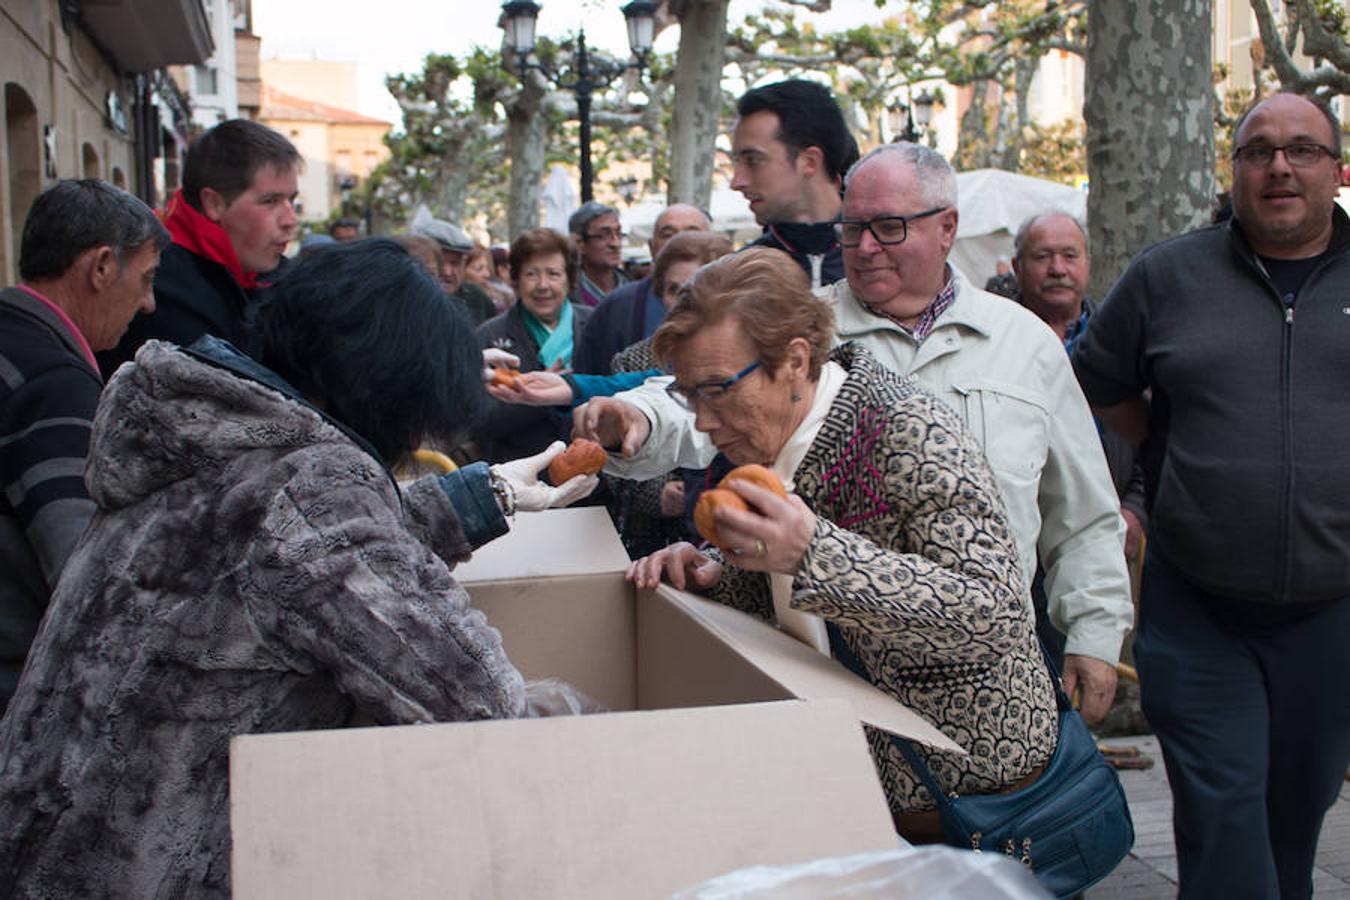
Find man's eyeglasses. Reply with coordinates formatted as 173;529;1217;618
833;206;948;248
1231;143;1337;168
665;360;761;409
583;227;624;242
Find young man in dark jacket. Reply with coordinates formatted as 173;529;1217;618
1074;92;1350;900
97;119;299;376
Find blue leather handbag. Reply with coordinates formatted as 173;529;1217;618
829;626;1135;899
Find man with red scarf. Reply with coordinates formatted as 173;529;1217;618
98;119;299;376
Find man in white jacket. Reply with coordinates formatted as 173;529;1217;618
575;143;1132;723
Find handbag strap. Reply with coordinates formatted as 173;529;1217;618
825;621;1071;813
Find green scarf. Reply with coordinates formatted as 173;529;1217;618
521;300;575;368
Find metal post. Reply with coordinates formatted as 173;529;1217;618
132;74;159;207
575;31;594;203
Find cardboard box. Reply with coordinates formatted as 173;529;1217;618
230;507;961;898
456;507;963;748
232;700;900;899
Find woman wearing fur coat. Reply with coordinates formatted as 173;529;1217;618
0;239;595;897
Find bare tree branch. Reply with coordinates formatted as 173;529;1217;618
777;0;833;11
1249;0;1309;86
723;47;839;67
1295;0;1350;70
1247;0;1350;95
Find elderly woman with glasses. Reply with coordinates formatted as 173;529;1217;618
627;247;1059;836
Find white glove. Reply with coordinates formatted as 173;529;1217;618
491;440;599;512
482;347;521;381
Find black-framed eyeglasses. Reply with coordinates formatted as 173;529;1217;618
583;227;624;242
833;206;949;248
1231;143;1337;168
665;360;761;409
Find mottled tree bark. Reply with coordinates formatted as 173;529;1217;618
997;55;1038;171
957;79;994;169
506;74;548;240
1085;0;1215;298
667;0;729;209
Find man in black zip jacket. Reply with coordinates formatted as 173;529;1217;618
731;80;857;289
1073;92;1350;900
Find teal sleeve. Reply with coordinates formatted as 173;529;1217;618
566;369;662;407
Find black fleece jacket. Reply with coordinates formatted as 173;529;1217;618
1073;206;1350;604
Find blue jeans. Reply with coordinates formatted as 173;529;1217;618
1135;552;1350;900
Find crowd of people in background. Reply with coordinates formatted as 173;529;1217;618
0;70;1346;900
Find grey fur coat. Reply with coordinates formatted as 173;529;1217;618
0;340;526;898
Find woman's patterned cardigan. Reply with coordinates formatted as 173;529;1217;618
709;342;1059;814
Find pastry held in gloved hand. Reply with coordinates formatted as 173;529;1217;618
482;346;519;372
490;440;599;512
547;438;607;485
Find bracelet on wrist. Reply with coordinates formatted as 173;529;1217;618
489;471;516;518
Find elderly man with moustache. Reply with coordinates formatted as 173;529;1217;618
1012;211;1148;659
1074;91;1350;900
575;143;1133;726
573;203;711;376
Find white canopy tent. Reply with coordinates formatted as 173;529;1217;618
541;164;579;235
952;169;1088;284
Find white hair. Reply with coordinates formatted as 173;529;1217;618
844;142;957;209
1012;210;1089;260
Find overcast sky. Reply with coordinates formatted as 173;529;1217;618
252;0;887;122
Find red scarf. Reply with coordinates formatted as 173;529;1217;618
161;189;258;289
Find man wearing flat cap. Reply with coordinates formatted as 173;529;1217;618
411;210;496;325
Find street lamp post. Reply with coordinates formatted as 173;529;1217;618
500;0;656;204
889;89;937;145
913;90;936;142
614;175;640;206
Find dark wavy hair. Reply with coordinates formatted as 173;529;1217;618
737;79;860;184
256;238;486;466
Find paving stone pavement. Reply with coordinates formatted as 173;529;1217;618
1085;735;1350;899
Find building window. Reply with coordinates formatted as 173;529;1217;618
5;83;41;283
82;143;100;179
195;66;219;95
